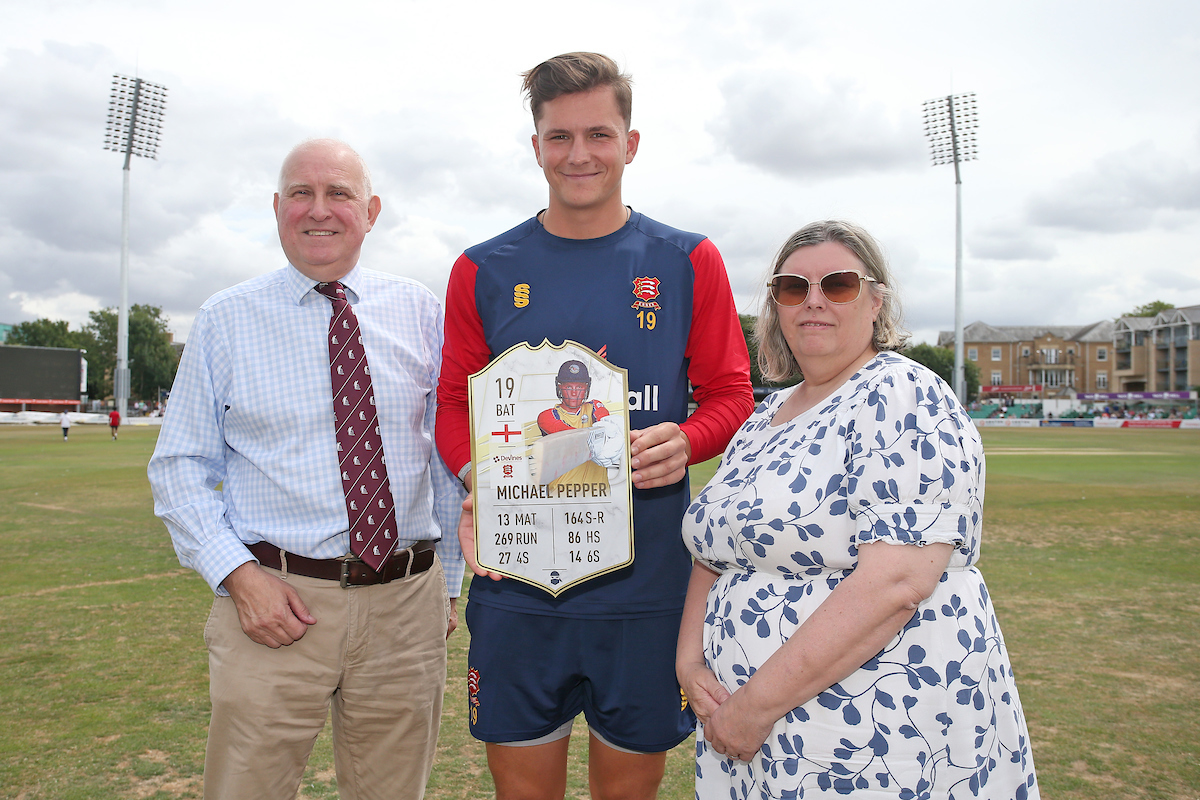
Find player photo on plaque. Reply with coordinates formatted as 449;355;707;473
468;340;634;595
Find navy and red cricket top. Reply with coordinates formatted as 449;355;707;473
437;211;753;618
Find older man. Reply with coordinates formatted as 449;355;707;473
149;139;463;800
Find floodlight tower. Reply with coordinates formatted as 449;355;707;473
103;74;168;420
922;92;978;402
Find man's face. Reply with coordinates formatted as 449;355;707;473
531;87;639;218
559;382;589;411
273;142;381;283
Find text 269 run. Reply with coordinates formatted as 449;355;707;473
495;531;538;545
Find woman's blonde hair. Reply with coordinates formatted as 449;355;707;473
755;220;909;383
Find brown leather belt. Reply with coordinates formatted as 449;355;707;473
248;540;436;588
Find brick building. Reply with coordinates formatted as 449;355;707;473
1114;305;1200;392
939;305;1200;399
937;321;1115;397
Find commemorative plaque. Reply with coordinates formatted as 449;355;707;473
468;340;634;595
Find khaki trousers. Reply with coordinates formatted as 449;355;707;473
202;558;450;800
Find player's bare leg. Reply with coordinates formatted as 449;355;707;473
486;738;570;800
588;733;667;800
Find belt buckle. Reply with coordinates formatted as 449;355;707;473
340;556;364;589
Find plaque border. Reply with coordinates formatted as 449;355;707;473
467;338;635;596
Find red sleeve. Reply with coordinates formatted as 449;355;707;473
537;408;564;435
680;238;755;464
435;254;490;477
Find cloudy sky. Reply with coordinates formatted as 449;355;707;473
4;0;1199;347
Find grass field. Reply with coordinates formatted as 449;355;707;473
0;424;1197;798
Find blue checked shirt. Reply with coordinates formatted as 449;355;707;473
148;264;465;596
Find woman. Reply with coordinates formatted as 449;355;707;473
677;221;1038;799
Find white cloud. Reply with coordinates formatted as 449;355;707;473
970;225;1059;261
4;0;1200;348
710;71;925;179
9;289;102;328
1025;141;1200;233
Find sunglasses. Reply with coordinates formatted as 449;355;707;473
768;270;878;306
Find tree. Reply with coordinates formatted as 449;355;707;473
8;318;78;348
739;314;763;387
903;343;981;401
739;314;801;389
5;318;102;398
85;305;179;403
1124;300;1174;318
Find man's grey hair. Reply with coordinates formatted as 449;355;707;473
277;138;373;199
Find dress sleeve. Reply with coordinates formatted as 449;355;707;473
680;238;755;464
845;361;984;555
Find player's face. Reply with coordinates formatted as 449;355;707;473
560;382;589;411
274;142;381;283
532;87;639;219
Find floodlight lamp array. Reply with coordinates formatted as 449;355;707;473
103;74;169;160
922;92;978;166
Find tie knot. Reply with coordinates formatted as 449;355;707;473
315;281;347;303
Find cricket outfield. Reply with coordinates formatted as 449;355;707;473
0;425;1196;798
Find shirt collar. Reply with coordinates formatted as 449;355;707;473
286;262;365;306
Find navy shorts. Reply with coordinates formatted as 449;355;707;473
464;602;695;753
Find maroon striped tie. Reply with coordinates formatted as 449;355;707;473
315;281;396;572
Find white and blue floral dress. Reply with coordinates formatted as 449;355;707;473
684;353;1038;799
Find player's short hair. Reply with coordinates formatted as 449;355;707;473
522;52;633;131
756;220;910;383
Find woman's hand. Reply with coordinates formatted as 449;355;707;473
676;561;728;725
677;660;730;727
704;687;776;762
